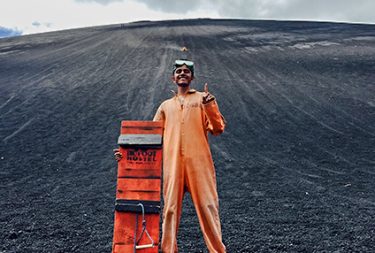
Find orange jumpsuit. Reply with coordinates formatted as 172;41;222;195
153;89;226;253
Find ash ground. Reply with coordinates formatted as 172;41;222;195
1;19;374;252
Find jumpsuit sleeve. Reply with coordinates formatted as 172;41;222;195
153;103;165;123
203;99;226;136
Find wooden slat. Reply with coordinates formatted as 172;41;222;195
116;178;161;201
121;121;163;135
118;134;162;145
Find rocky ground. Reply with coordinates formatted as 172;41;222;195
0;19;374;252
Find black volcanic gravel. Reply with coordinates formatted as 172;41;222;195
1;19;375;252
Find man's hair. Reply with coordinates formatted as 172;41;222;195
173;59;194;77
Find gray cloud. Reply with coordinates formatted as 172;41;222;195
214;0;375;23
32;21;41;27
32;21;53;28
74;0;375;23
138;0;375;23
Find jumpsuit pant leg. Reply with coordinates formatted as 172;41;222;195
184;157;226;253
161;158;185;253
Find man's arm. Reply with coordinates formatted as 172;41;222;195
202;83;226;136
153;103;165;122
204;100;226;135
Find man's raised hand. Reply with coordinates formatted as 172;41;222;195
202;83;215;104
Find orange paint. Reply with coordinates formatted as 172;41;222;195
112;121;163;253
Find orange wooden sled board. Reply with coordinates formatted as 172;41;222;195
112;121;163;253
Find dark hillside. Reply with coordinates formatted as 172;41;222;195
1;19;374;252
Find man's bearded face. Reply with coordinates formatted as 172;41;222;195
173;65;193;87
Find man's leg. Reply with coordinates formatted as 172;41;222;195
185;157;226;253
161;162;185;253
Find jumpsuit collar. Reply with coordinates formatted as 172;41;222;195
171;89;197;97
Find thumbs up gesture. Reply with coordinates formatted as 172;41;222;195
202;83;215;104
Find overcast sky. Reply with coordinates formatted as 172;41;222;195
1;0;375;37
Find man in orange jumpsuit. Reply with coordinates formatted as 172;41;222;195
153;59;226;253
115;59;226;253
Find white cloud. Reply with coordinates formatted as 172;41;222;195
0;0;218;35
75;0;122;5
137;0;206;13
0;0;374;36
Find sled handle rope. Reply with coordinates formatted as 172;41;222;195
135;203;154;251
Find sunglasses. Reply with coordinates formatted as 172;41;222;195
175;60;194;67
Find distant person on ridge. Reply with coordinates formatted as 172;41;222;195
115;58;226;253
